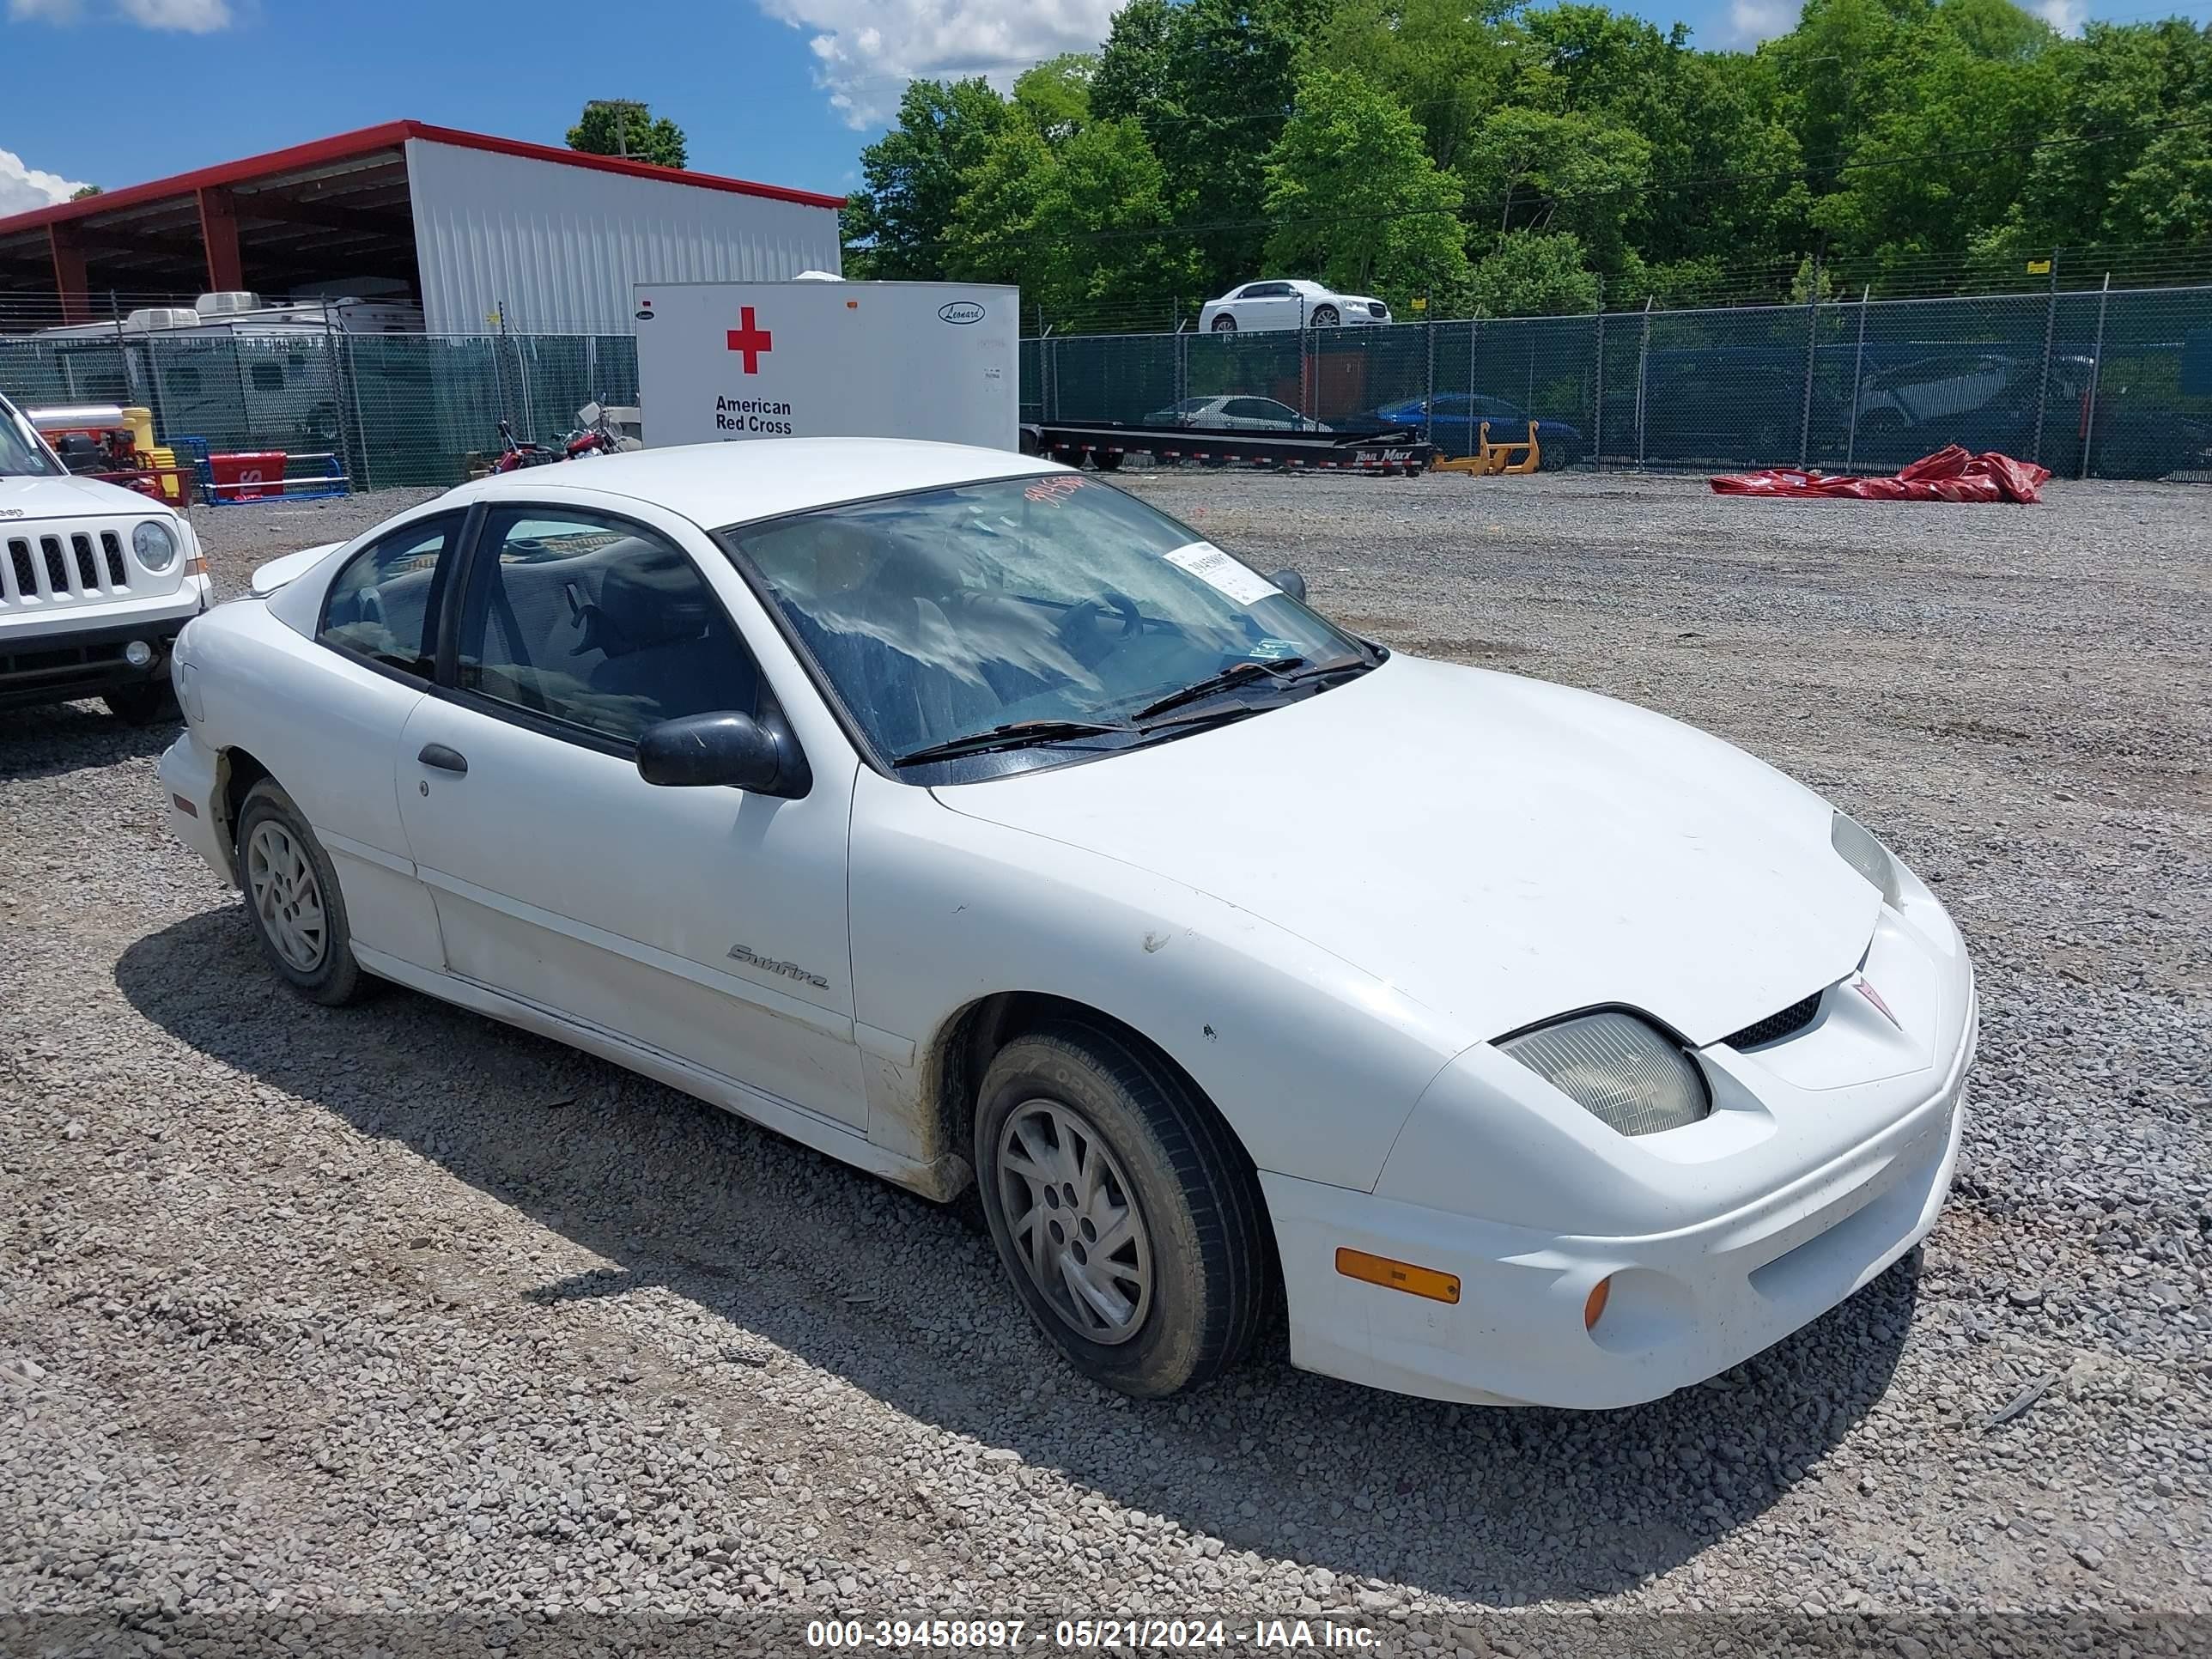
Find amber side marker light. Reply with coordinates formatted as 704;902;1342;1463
1584;1275;1613;1331
171;793;198;817
1335;1248;1460;1304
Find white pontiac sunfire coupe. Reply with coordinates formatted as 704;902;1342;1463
159;440;1975;1409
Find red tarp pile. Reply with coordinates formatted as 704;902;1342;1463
1711;445;2052;503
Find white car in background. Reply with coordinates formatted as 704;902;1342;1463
1200;280;1390;332
1;392;211;723
158;439;1974;1409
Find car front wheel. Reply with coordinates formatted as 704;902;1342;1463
234;779;368;1006
1310;305;1340;327
975;1022;1270;1397
1210;314;1237;332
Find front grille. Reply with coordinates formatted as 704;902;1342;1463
1;521;136;607
1724;991;1824;1050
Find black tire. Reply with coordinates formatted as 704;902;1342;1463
1091;451;1124;471
975;1022;1269;1398
1540;442;1580;472
1211;314;1237;332
234;779;369;1006
1310;305;1340;327
103;681;177;726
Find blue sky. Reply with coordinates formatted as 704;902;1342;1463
4;0;2209;216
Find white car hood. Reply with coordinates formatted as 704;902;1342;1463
1;470;169;520
933;655;1878;1047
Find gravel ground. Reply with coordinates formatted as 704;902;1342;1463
2;471;2207;1648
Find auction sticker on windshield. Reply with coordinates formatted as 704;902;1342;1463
1165;542;1279;605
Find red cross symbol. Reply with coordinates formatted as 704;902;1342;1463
726;307;773;374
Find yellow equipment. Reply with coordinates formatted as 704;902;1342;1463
1432;420;1543;476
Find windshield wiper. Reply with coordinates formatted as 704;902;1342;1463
891;718;1134;768
1127;658;1310;725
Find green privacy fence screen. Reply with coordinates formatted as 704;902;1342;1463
6;284;2208;489
1030;283;2211;481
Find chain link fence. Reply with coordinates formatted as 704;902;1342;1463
1025;284;2212;481
4;283;2207;489
0;329;641;494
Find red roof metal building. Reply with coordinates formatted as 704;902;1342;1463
0;121;846;334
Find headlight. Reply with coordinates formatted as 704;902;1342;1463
1498;1010;1710;1137
1831;811;1901;907
132;519;179;572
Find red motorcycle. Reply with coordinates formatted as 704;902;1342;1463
490;413;623;474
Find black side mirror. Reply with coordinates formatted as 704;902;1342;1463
1267;567;1308;603
637;710;811;797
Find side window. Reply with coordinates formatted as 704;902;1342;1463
456;508;760;745
319;513;463;678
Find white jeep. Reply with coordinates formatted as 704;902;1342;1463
0;391;211;723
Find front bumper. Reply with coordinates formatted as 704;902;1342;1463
158;726;234;885
1265;988;1976;1409
0;582;209;710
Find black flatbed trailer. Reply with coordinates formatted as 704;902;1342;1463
1019;421;1433;476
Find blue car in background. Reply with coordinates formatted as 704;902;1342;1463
1366;394;1584;468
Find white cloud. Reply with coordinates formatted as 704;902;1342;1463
757;0;1123;128
0;146;90;216
6;0;234;27
1722;0;1797;47
2031;0;2085;33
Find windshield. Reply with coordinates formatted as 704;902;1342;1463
0;400;64;479
720;474;1369;771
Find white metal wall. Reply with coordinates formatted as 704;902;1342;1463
404;138;842;335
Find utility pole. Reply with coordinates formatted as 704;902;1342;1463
584;99;650;160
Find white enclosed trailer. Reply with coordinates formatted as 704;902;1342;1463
632;280;1019;452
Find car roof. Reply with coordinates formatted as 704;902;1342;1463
442;438;1060;529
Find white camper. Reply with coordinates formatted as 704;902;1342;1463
632;280;1019;452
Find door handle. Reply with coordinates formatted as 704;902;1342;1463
418;743;468;775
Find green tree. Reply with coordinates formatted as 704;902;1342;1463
1317;0;1516;173
842;78;1008;280
1095;0;1334;291
1807;1;2058;264
565;101;688;168
1458;107;1651;270
70;184;103;200
1468;228;1601;316
2001;19;2212;246
1013;54;1097;140
839;0;2208;315
944;93;1199;322
1264;67;1471;304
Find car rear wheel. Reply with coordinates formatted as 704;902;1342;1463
1310;305;1340;327
235;779;368;1006
975;1022;1270;1397
1210;314;1237;332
